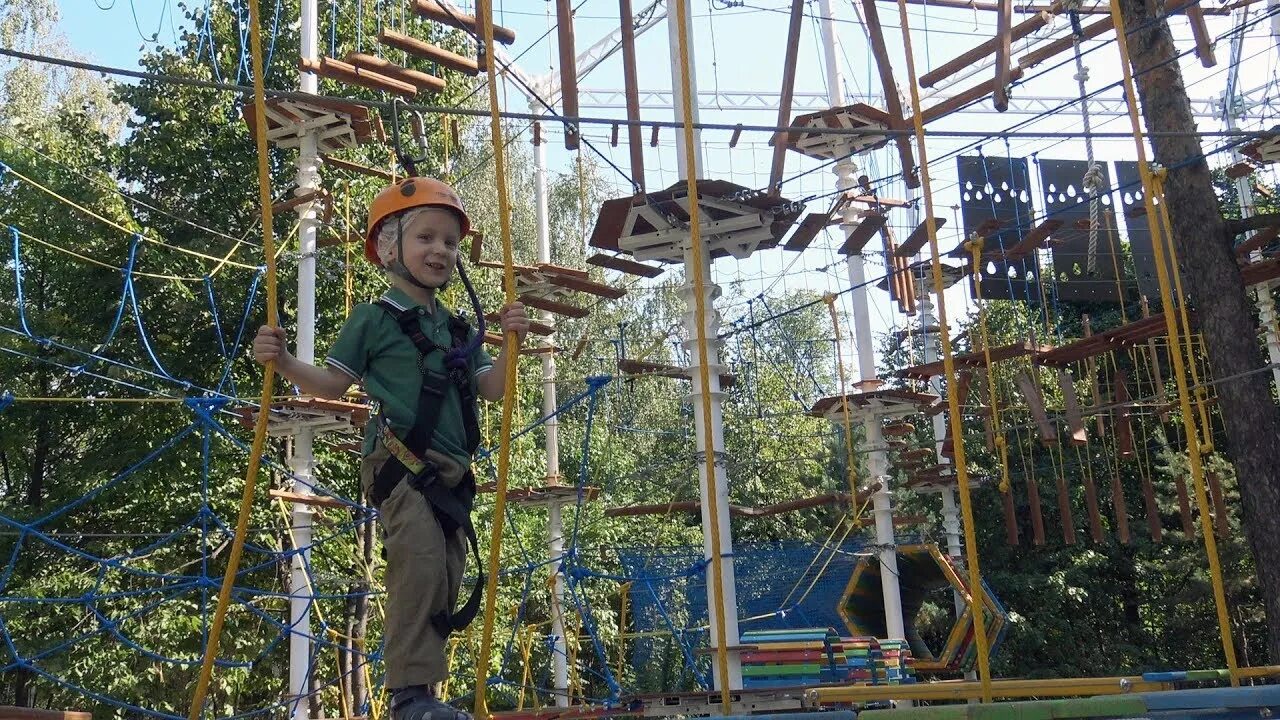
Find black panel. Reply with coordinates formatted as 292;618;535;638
957;155;1040;302
1038;159;1127;303
1114;161;1176;302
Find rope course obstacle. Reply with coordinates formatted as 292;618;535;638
4;0;1280;718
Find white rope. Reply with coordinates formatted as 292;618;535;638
1068;6;1105;275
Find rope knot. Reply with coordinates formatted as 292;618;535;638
994;435;1007;450
1082;163;1105;194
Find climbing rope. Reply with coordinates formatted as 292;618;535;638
186;0;278;712
1065;0;1106;275
1106;0;1240;685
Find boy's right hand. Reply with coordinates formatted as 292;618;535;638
252;325;293;368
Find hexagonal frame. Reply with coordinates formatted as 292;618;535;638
836;543;1007;673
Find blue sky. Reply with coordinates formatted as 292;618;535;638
53;0;1280;379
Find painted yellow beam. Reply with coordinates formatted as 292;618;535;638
809;677;1170;704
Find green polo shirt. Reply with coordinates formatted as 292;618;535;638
325;288;493;466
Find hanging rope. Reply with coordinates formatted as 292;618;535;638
1106;0;1240;685
824;294;863;517
1065;0;1106;275
186;0;278;713
965;234;1013;497
472;0;523;715
895;0;995;702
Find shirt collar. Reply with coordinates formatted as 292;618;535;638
381;287;449;321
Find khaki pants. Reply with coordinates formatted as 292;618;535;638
362;443;467;690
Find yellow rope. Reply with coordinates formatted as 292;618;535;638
672;0;734;709
473;0;522;715
186;0;278;712
344;180;354;318
895;0;993;701
12;227;205;282
824;295;862;514
4;164;259;270
1105;0;1239;684
966;235;1013;495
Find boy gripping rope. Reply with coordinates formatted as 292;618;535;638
253;177;529;720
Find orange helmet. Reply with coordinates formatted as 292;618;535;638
364;176;471;266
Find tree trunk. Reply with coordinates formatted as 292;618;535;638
1118;0;1280;662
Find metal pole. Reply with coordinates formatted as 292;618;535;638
819;0;907;647
289;0;319;716
668;3;741;690
533;101;570;707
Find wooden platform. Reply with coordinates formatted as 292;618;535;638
783;103;895;160
1242;131;1280;165
617;359;736;388
1035;314;1186;366
898;341;1051;380
233;396;370;438
588;180;802;264
243;97;382;152
809;388;938;420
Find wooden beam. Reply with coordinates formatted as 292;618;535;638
920;67;1025;123
1185;2;1217;68
556;0;580;149
1018;16;1113;69
858;0;920;188
587;252;663;277
344;52;445;93
920;7;1055;88
270;489;350;510
301;57;417;99
415;0;516;44
379;29;479;75
1015;369;1057;445
1058;369;1088;446
768;0;806;196
618;0;645;190
994;0;1014;111
321;154;396;181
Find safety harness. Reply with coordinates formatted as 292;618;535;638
369;299;484;638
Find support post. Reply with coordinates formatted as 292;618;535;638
669;5;740;690
289;1;319;716
533;102;570;707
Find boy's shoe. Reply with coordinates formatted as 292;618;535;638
391;687;473;720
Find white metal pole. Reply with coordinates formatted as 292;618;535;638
532;101;571;707
289;0;319;716
819;0;906;647
668;4;741;690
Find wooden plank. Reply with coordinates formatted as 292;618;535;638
300;57;417;99
519;293;590;319
538;263;591;280
838;213;887;255
1234;224;1278;257
994;0;1014;111
270;488;350;510
1015;369;1057;445
845;193;911;208
344;52;445;92
1019;16;1113;69
1185;2;1217;68
556;0;580;149
920;67;1024;123
1174;475;1196;534
859;0;919;187
546;273;627;300
271;189;328;215
379;29;479;75
1002;487;1020;545
1058;369;1088;446
896;217;947;257
587;252;663;278
998;218;1062;261
618;358;737;388
321;154;396;181
415;0;516;44
919;6;1055;88
618;0;645;190
1207;471;1230;538
768;0;807;196
784;212;829;251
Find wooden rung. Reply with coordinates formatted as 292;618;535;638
838;213;886;255
1002;488;1020;546
415;0;517;44
1125;204;1148;218
785;212;830;252
519;294;590;319
899;447;934;462
483;333;560;355
844;193;910;208
378;29;480;75
895;217;946;257
345;52;445;93
546;273;627;300
587;252;664;278
1113;370;1134;458
270;488;350;510
1057;369;1088;446
321;154;396;181
538;262;590;280
1207;471;1230;538
882;422;915;438
1174;475;1196;534
484;313;555;337
1015;369;1057;445
920;67;1024;123
300;57;418;99
317;229;361;248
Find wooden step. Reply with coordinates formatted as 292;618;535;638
414;0;516;45
300;57;417;99
838;213;886;255
882;422;915;437
519;293;590;319
344;52;445;93
545;272;627;300
1225;161;1255;179
784;212;830;252
895;217;946;257
587;252;664;278
484;313;555;337
998;218;1063;262
1057;368;1088;446
1015;369;1057;445
320;154;396;181
898;447;934;462
379;29;480;75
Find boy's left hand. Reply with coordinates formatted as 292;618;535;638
498;302;530;345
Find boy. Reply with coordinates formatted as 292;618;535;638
253;176;529;720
